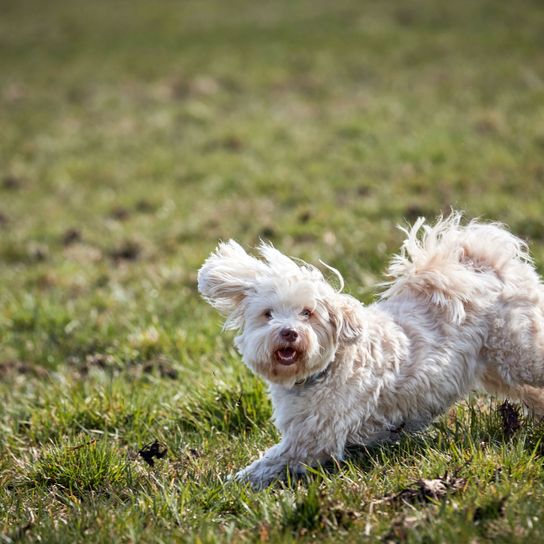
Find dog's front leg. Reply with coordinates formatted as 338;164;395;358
234;441;294;489
235;432;344;489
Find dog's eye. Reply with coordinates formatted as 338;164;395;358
301;308;312;318
264;310;273;319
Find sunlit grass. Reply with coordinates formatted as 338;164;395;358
1;0;544;541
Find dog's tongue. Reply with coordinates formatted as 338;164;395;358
277;348;297;365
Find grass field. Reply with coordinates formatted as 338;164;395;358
1;0;544;541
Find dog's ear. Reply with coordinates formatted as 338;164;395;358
198;240;267;326
325;294;364;344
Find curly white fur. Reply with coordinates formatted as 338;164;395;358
198;213;544;487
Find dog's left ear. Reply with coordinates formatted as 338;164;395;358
325;294;364;343
198;240;267;327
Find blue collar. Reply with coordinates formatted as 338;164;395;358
294;363;332;387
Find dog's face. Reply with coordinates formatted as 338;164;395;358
198;241;363;387
232;277;338;385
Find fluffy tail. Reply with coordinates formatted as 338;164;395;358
381;212;532;324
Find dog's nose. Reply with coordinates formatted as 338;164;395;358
280;328;298;342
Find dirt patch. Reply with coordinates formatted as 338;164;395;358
61;228;82;246
109;240;141;262
298;210;312;224
85;353;116;371
2;175;23;190
204;135;244;152
0;360;49;379
110;206;130;221
134;199;156;213
68;353;179;380
141;356;179;379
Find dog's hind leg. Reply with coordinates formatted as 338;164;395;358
479;366;544;416
515;385;544;417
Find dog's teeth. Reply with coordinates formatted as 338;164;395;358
277;348;297;364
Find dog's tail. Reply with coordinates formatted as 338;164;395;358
380;212;533;324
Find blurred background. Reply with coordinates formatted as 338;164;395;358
1;0;543;367
1;2;544;541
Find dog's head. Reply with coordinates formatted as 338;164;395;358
198;241;363;387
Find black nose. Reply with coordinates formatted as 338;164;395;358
280;328;298;342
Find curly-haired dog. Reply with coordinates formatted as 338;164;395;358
198;213;544;487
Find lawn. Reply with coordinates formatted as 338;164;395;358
1;0;544;541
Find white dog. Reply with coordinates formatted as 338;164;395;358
198;213;544;487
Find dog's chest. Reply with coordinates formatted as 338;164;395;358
269;382;335;433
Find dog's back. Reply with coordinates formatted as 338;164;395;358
383;212;544;414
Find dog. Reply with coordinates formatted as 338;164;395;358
198;213;544;487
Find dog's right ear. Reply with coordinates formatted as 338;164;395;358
198;240;267;326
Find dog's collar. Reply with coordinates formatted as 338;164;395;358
294;363;332;387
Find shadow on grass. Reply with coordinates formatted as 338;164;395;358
272;397;544;490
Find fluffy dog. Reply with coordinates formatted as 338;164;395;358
198;213;544;487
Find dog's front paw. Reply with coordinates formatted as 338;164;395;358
234;459;286;489
235;459;310;489
235;465;274;489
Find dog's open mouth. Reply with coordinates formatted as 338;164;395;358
276;347;298;365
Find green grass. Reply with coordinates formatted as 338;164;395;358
1;0;544;541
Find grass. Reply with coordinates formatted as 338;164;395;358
1;0;544;541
